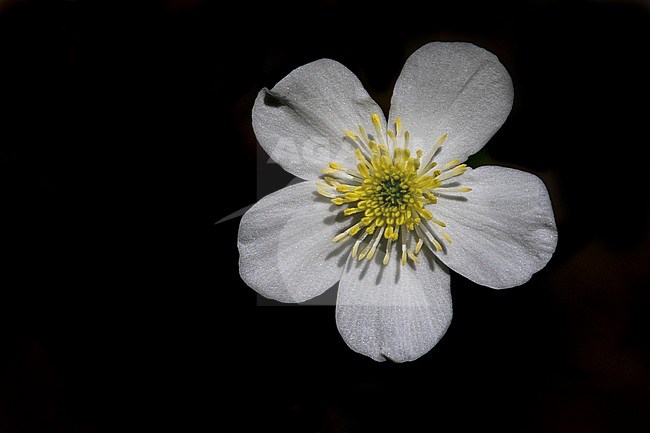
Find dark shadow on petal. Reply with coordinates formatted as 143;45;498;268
262;88;291;108
321;208;353;226
357;256;372;281
325;240;350;263
374;253;386;285
343;136;357;147
421;221;449;255
407;259;418;272
394;259;403;284
436;193;468;202
337;250;349;268
345;255;354;273
422;249;438;272
322;214;338;225
309;190;332;205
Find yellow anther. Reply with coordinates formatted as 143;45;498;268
357;163;370;178
429;216;446;227
331;197;345;205
358;125;369;142
444;159;460;169
371;113;382;129
393;148;403;164
417;177;437;190
425;193;438;204
354;148;366;161
351;233;366;258
383;238;393;265
344;130;359;141
416;208;433;220
441;231;452;243
344;207;363;216
422;162;438;174
365;227;384;261
407;250;420;264
387;130;396;147
414;238;424;254
329;162;343;170
438;187;472;193
395;118;402;137
371;113;384;144
317;189;336;198
360;216;374;226
436;164;467;182
336;185;350;193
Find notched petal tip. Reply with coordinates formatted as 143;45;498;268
250;57;384;181
259;87;288;108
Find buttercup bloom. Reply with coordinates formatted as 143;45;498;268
239;42;557;362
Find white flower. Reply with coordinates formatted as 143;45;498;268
238;42;558;362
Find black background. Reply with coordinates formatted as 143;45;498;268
1;0;649;432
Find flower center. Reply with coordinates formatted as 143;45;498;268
317;114;471;266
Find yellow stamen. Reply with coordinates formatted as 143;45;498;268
371;113;384;144
317;189;337;198
437;187;472;193
329;162;343;170
344;130;359;141
318;116;469;266
407;250;420;264
443;159;460;169
383;238;393;265
358;125;369;142
414;238;424;254
430;216;446;227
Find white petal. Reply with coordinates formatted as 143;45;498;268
388;42;514;164
434;166;558;289
252;59;386;181
238;181;351;303
336;251;452;362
